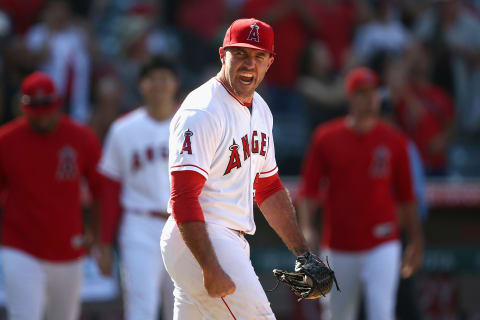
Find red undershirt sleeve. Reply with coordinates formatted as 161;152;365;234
254;173;285;206
170;170;206;224
99;174;122;245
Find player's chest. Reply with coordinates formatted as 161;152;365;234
219;109;270;175
327;138;395;179
7;139;84;183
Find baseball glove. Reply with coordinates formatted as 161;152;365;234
272;252;340;301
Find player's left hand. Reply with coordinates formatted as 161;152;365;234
401;240;423;278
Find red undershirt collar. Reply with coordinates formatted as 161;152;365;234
215;77;252;108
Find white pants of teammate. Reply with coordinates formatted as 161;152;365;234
160;217;276;320
320;240;401;320
0;247;83;320
119;211;174;320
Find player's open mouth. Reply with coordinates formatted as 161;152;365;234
239;73;254;85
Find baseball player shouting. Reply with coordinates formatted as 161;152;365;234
96;57;177;320
160;18;310;319
297;67;424;320
0;72;102;320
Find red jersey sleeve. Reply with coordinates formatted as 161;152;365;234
0;134;6;205
254;173;285;206
298;128;328;200
99;174;122;244
393;137;415;203
170;170;206;224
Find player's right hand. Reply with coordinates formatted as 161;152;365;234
93;244;114;277
203;266;236;298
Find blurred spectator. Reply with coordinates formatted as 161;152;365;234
0;72;102;320
308;0;358;72
175;0;229;82
415;0;480;135
88;74;124;143
297;40;348;129
0;36;37;123
25;0;91;123
113;13;153;112
109;3;183;112
391;42;455;176
0;0;46;35
243;0;315;88
0;9;11;122
353;0;411;65
242;0;315;172
397;0;430;30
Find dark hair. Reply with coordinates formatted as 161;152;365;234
139;56;179;80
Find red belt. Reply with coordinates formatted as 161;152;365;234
129;210;170;220
231;229;246;236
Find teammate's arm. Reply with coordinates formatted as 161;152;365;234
171;171;235;298
398;203;424;278
95;125;125;276
395;138;424;278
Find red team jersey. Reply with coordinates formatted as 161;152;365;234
299;118;415;251
0;116;102;261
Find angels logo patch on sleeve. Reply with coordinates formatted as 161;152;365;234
180;129;193;155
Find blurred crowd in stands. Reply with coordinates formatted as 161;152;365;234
0;0;479;177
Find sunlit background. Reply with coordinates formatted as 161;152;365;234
0;0;479;319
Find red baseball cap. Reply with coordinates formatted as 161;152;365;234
21;72;61;116
222;18;275;55
345;67;379;96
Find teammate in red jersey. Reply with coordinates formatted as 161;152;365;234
0;72;102;320
298;67;424;320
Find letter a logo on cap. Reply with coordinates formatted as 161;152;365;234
246;23;260;43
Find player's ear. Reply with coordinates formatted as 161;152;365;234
266;54;274;70
139;77;150;97
219;47;226;63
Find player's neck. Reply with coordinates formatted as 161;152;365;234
345;115;378;133
216;72;253;105
145;103;173;122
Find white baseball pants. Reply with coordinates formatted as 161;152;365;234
320;240;401;320
0;247;83;320
160;217;276;320
119;212;174;320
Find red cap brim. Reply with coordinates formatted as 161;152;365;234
223;43;276;56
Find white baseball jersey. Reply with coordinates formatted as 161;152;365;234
169;78;278;234
99;107;171;211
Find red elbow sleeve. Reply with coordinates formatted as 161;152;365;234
170;171;206;224
255;173;285;206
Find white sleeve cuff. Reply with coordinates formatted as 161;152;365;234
258;166;278;178
170;164;209;180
